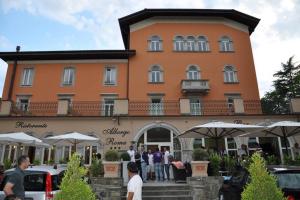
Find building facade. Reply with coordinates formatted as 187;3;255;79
0;9;299;165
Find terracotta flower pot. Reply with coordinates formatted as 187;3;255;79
191;161;210;177
103;161;121;178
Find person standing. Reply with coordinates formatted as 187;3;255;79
147;149;154;180
163;147;170;181
140;147;149;183
3;155;30;200
127;145;136;162
153;148;163;182
127;162;143;200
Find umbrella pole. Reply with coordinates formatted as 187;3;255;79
282;127;289;156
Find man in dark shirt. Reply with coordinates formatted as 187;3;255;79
4;155;30;200
153;148;163;181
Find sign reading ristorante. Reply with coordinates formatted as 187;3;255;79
15;121;48;128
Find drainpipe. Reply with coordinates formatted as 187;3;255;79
7;46;20;101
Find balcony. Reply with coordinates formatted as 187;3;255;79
0;99;265;117
181;79;210;93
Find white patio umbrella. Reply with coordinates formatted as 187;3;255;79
178;121;263;151
44;132;99;151
240;121;300;155
0;132;51;158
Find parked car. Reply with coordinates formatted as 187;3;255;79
0;165;66;200
219;165;300;200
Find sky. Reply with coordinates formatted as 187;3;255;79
0;0;299;98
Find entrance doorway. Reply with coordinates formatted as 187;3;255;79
137;126;181;160
28;146;36;162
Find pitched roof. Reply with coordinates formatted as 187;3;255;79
119;9;260;49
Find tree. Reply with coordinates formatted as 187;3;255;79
241;153;285;200
55;153;96;200
261;56;300;114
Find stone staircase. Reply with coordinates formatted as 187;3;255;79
121;183;193;200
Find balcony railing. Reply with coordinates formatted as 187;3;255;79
4;100;265;117
129;101;180;116
181;79;210;93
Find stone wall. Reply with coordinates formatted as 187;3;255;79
187;176;223;200
90;177;123;200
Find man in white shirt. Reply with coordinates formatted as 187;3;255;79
127;145;135;162
163;147;170;181
127;162;143;200
147;149;154;180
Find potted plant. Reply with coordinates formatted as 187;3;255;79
90;158;104;177
209;153;221;176
103;150;121;178
191;148;210;177
120;152;131;183
223;155;236;175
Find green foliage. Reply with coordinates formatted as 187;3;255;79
241;153;285;200
55;153;96;200
104;150;119;161
223;156;236;174
33;159;41;165
90;158;104;177
59;159;68;164
283;155;294;165
261;56;300;114
209;153;221;176
3;159;12;170
266;155;279;165
294;155;300;165
47;159;55;165
120;152;131;161
192;148;209;161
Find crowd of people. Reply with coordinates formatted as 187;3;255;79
126;145;172;183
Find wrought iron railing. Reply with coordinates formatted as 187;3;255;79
6;99;264;116
11;102;58;116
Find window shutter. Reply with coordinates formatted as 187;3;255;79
160;71;164;82
111;68;116;83
206;42;210;51
28;69;33;85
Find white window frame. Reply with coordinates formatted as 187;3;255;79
224;66;238;83
148;36;162;51
104;67;117;85
102;96;116;116
225;137;238;156
197;36;209;52
149;96;164;116
220;36;233;52
62;67;75;86
174;36;184;51
190;98;201;115
21;68;34;86
186;37;196;51
16;96;31;112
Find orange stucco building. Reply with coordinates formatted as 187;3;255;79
0;9;298;165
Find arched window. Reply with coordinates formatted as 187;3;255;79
224;66;238;83
186;36;196;51
149;65;163;83
197;36;209;52
187;65;200;80
219;36;233;52
174;36;184;51
148;35;162;51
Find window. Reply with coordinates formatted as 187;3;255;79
16;97;30;112
62;67;75;85
219;36;233;52
104;67;116;85
190;98;201;115
149;97;163;115
148;35;162;51
197;36;209;52
102;98;114;116
193;138;204;149
149;65;163;83
225;94;241;113
21;68;34;86
186;36;196;51
226;138;238;156
224;66;238;83
187;65;200;80
174;36;184;51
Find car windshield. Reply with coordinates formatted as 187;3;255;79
276;173;300;189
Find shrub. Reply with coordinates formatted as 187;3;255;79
90;158;104;177
241;153;285;200
55;153;96;200
3;159;12;170
192;149;209;161
59;159;68;164
209;153;221;176
266;155;279;165
120;152;131;161
223;156;236;174
33;159;41;165
283;155;295;165
104;150;119;161
294;155;300;166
